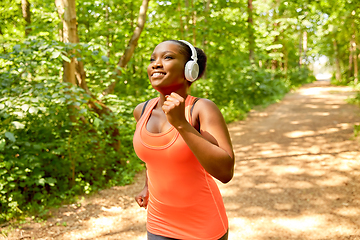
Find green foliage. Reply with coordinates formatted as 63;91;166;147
0;0;324;223
192;66;314;123
0;41;143;223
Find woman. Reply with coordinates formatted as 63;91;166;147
133;40;235;240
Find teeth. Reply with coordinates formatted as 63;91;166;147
152;72;165;77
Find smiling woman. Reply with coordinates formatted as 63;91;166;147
132;40;235;240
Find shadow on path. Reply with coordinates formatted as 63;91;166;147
223;81;360;239
3;81;360;240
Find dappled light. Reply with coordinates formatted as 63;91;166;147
223;81;360;239
3;82;360;240
1;0;359;237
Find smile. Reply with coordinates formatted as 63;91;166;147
152;72;166;77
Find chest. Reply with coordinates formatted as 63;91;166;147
146;108;173;134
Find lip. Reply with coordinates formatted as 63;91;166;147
151;71;166;78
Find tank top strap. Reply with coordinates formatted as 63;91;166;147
137;97;160;127
186;95;198;126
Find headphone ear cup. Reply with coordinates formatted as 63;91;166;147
184;60;199;82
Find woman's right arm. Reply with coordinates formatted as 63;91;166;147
133;102;149;208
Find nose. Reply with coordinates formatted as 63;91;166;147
152;58;162;69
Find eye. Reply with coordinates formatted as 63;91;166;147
149;58;155;62
165;55;173;60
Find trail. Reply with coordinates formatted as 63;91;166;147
3;80;360;240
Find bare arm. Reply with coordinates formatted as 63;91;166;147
133;102;149;208
162;93;235;183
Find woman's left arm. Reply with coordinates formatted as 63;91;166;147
163;93;235;183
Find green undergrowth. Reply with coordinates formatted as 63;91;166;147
0;39;315;224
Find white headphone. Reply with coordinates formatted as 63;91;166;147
179;40;199;82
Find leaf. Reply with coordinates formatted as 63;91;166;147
46;178;57;186
21;104;30;111
51;51;61;59
0;139;5;151
39;44;49;50
36;178;46;186
13;44;21;52
5;132;15;142
94;102;103;110
11;121;25;129
61;54;71;63
29;107;38;114
93;117;102;127
0;169;7;176
101;55;109;62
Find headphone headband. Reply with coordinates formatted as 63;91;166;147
179;40;198;63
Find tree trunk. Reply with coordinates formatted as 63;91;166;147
55;0;122;155
299;30;302;67
348;38;354;80
271;22;279;70
178;1;184;39
283;47;288;72
202;0;211;48
184;0;189;38
247;0;255;64
191;0;196;45
101;0;150;98
55;0;77;85
333;38;342;81
350;17;357;84
105;4;110;58
201;0;211;78
21;0;31;36
354;40;358;84
347;14;355;81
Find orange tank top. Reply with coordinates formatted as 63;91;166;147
133;95;228;240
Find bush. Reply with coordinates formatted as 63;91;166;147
192;65;314;123
0;41;143;223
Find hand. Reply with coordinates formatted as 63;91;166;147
135;186;149;209
162;92;187;128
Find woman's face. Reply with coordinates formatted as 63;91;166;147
147;41;188;93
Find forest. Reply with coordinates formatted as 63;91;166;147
0;0;359;223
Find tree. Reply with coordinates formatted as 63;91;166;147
21;0;32;36
55;0;77;85
101;0;150;97
247;0;255;64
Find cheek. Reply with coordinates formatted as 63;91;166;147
166;62;182;72
147;65;152;76
173;64;185;77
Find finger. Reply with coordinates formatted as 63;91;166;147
143;197;149;209
169;92;183;100
136;198;143;207
162;105;171;114
165;98;181;107
168;93;183;103
162;101;176;112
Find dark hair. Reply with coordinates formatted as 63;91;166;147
165;40;207;80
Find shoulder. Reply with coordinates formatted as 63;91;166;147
133;100;151;122
191;98;224;127
193;98;221;116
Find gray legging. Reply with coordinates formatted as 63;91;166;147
147;229;229;240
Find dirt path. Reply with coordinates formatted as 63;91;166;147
2;80;360;240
